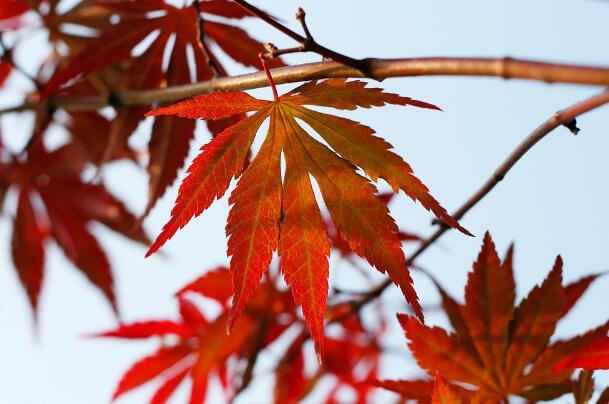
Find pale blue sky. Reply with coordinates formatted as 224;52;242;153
1;0;609;402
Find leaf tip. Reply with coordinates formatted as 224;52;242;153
145;109;165;117
145;236;165;258
460;226;474;237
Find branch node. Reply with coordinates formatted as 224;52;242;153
500;56;514;80
357;57;378;80
44;99;56;116
564;118;580;135
263;43;279;59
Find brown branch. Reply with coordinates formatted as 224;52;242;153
334;87;609;318
231;0;371;75
192;0;224;77
4;57;609;114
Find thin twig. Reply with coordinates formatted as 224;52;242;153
296;8;313;42
232;0;373;76
260;8;319;60
192;0;223;77
234;317;269;396
333;87;609;319
4;57;609;114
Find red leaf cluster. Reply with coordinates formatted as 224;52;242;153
99;265;385;403
1;140;146;315
0;0;283;318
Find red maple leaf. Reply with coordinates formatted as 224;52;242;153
144;78;469;357
327;192;423;258
373;232;609;402
1;141;147;315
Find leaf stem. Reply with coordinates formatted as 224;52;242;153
259;55;278;100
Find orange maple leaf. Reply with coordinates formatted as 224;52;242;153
145;78;469;356
374;232;609;402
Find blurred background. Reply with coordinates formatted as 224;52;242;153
1;0;609;402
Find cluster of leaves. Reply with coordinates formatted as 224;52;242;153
97;266;386;403
1;1;460;332
0;136;147;314
3;1;608;403
373;233;609;402
0;0;282;315
101;233;609;403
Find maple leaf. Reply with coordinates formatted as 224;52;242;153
11;192;45;313
97;267;297;403
41;0;279;92
369;379;435;402
563;271;607;316
571;370;595;404
2;142;147;316
373;232;609;402
144;78;468;357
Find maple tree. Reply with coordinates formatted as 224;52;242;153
1;1;609;403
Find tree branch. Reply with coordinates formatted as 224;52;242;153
332;87;609;320
5;57;609;114
231;0;371;75
193;0;224;77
